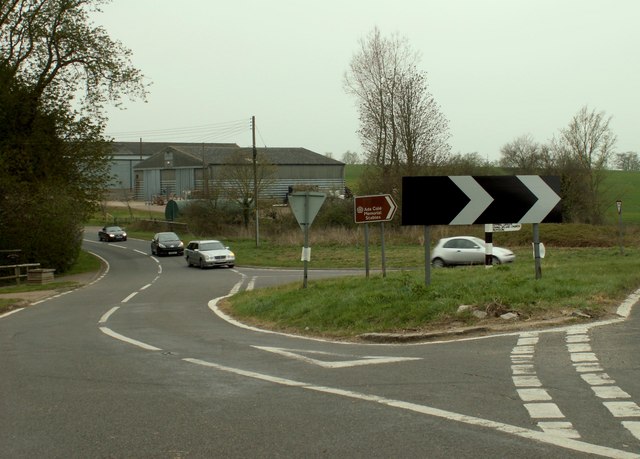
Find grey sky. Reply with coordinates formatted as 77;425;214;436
95;0;639;162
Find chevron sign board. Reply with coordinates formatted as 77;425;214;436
402;175;562;226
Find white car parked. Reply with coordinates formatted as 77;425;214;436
185;240;235;269
431;236;515;267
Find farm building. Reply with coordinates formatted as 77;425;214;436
132;144;345;203
107;141;238;195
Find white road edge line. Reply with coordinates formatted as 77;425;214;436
0;308;25;319
183;357;639;459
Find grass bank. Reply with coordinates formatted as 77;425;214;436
225;247;640;339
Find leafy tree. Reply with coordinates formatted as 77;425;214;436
344;27;450;196
0;0;146;271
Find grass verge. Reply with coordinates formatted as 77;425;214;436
224;247;640;339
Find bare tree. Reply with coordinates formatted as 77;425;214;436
614;152;640;171
553;106;617;223
499;134;552;172
217;149;276;228
344;27;450;193
341;150;360;164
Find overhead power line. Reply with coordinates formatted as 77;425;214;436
105;119;251;143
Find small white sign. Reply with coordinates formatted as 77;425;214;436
532;242;546;259
492;223;522;232
301;247;311;262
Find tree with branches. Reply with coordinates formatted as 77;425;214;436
344;27;450;195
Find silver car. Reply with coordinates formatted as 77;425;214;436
185;240;235;269
431;236;515;267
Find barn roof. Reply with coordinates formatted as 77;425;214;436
134;146;344;169
110;141;239;158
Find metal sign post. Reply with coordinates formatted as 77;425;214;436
288;192;326;288
616;200;623;255
354;194;397;279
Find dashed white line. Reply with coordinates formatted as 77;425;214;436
566;329;640;441
511;332;580;438
121;292;138;303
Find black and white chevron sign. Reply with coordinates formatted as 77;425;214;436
402;175;562;226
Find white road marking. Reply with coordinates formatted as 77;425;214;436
99;327;161;351
537;422;581;439
592;386;631;400
511;364;535;375
99;306;119;324
617;287;640;318
566;330;640;442
512;332;580;439
581;373;616;386
571;352;598;363
140;284;151;290
517;388;552;402
184;357;638;458
622;421;640;441
0;308;25;318
524;403;565;419
574;362;604;373
247;276;257;291
121;292;138;303
513;375;542;387
134;249;147;255
567;343;591;353
253;346;421;368
604;402;640;418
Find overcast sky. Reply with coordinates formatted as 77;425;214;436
94;0;639;162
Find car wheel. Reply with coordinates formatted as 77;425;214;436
432;258;445;268
227;264;234;268
151;247;156;255
199;258;205;269
492;256;501;265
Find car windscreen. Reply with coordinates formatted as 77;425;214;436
106;227;122;232
200;242;224;251
158;233;179;241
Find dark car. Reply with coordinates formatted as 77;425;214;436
151;231;184;256
98;226;127;242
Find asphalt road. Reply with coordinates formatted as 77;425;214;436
1;233;640;458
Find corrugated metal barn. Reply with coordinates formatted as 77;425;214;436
132;145;345;202
107;141;238;193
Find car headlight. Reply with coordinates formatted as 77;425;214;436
178;242;184;248
228;251;235;258
122;232;127;237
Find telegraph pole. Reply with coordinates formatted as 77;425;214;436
252;116;259;247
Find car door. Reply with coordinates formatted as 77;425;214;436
445;238;484;264
187;242;198;264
